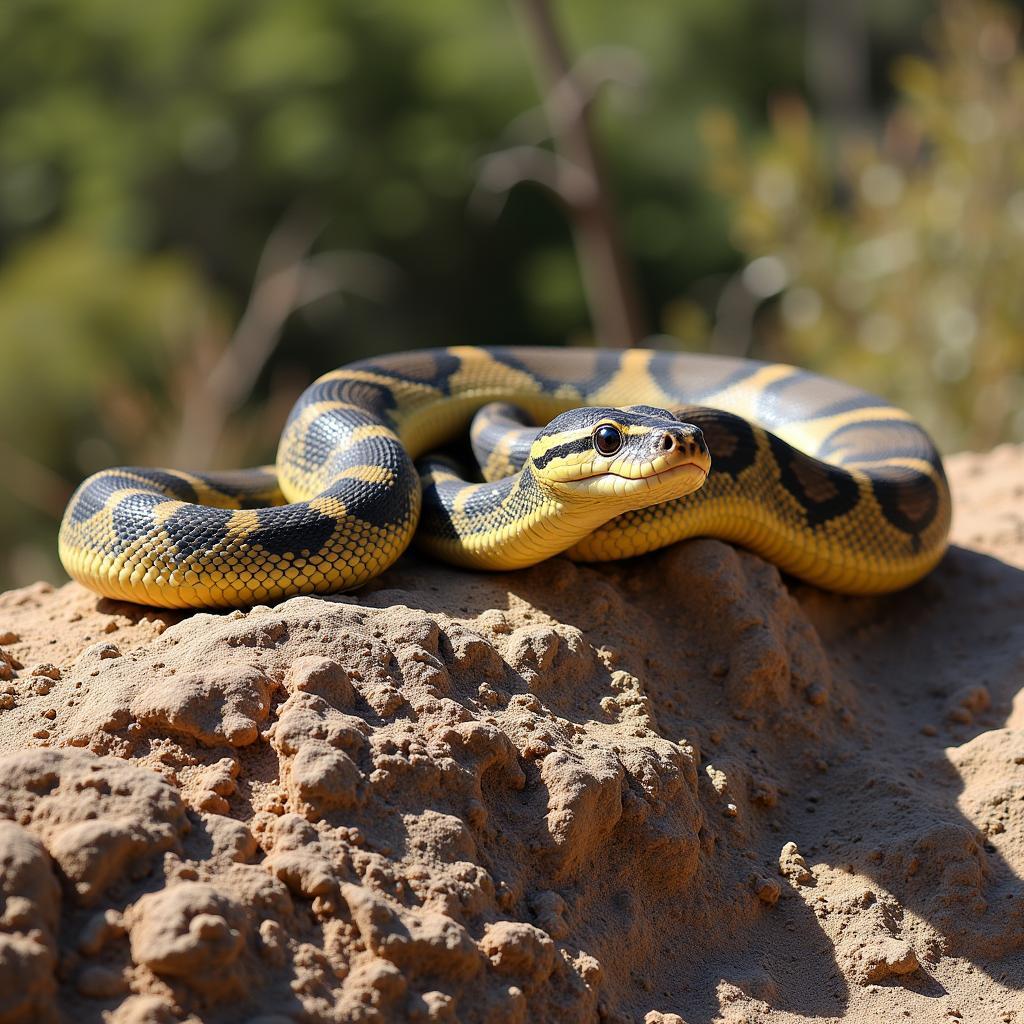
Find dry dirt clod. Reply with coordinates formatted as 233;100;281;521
778;841;814;885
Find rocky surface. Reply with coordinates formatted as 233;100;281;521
0;444;1022;1023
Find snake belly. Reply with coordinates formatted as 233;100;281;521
58;346;951;608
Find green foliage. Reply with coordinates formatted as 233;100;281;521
702;0;1024;453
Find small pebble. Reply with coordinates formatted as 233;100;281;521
805;683;828;706
861;938;919;983
752;876;781;904
779;841;814;885
30;663;61;680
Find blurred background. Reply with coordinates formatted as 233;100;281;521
0;0;1022;590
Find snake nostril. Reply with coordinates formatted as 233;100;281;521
659;433;676;453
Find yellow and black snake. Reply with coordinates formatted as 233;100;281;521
58;346;950;608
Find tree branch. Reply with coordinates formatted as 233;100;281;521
511;0;647;346
172;207;398;468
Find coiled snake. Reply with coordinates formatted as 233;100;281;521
59;346;950;608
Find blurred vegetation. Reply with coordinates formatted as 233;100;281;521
0;0;1016;589
700;0;1024;456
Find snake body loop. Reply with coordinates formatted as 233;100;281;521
59;347;950;608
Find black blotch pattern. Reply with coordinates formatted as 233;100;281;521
321;471;412;531
472;422;540;476
806;393;882;422
869;466;943;541
253;504;338;558
354;349;463;395
752;370;817;426
504;434;538;475
653;354;766;405
321;436;418;529
418;464;546;543
298;407;381;471
190;468;280;508
329;434;404;474
69;475;138;525
471;403;535;472
678;408;758;480
515;467;546;504
457;476;517;519
624;404;681;420
488;347;622;395
418;472;461;541
110;492;167;549
135;469;199;503
766;433;861;526
288;375;398;435
163;505;234;559
818;418;936;465
69;470;197;525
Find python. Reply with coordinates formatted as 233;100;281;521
58;346;949;608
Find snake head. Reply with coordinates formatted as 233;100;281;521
528;405;711;508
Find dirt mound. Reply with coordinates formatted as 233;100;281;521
0;445;1022;1023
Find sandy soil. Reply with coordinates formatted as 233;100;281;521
0;445;1022;1024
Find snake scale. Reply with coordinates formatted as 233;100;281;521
58;346;951;608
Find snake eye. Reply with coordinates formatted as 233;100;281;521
593;424;622;456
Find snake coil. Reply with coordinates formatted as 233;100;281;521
59;346;950;608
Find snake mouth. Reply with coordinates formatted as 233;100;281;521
612;458;708;483
650;458;709;480
622;459;709;492
552;457;710;501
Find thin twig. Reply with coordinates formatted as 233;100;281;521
508;0;647;346
172;207;398;469
204;206;327;416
